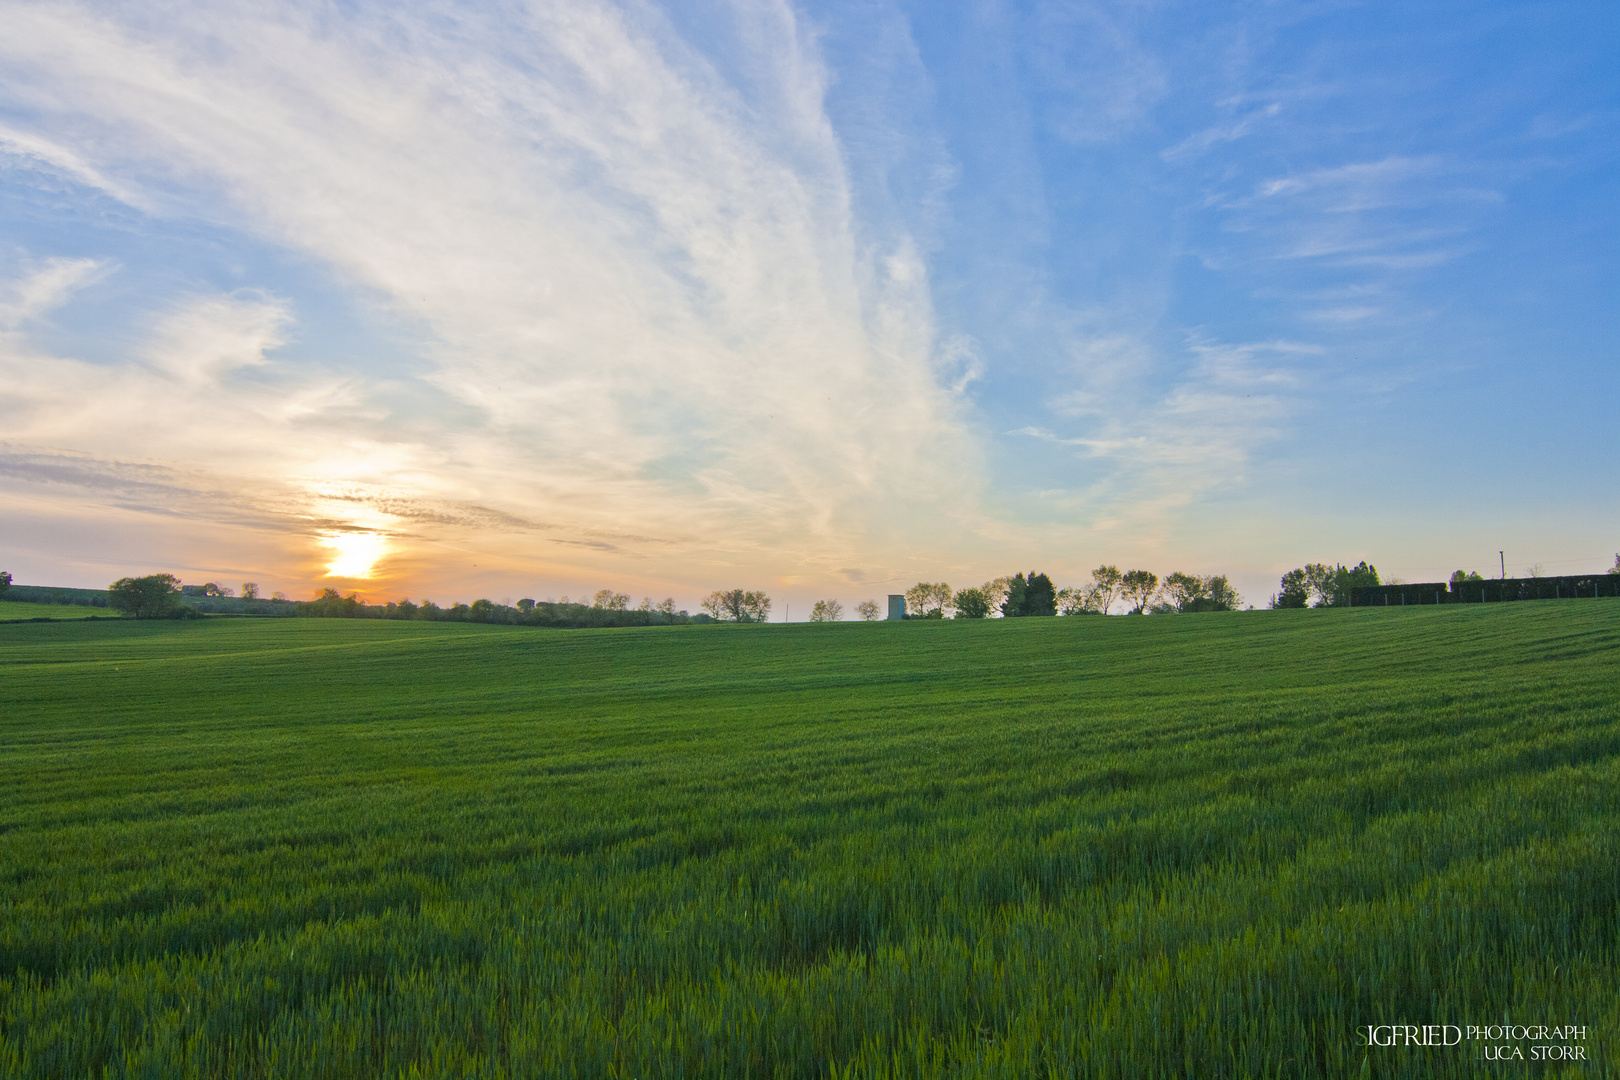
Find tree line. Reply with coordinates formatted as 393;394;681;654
797;567;1244;621
92;575;701;626
17;553;1616;622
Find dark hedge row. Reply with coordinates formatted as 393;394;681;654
1351;574;1620;606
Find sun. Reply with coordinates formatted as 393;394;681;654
320;532;389;579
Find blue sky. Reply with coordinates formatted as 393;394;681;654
0;0;1615;610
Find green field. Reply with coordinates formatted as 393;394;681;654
1;605;1615;1078
0;600;114;621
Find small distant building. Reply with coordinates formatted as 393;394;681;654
887;594;906;621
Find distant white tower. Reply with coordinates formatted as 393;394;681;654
887;594;906;620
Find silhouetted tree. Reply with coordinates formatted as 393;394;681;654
856;599;881;621
240;582;259;600
0;570;10;598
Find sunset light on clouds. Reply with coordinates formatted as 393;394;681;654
1;0;1615;609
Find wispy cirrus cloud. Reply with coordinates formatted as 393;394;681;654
1033;335;1310;521
0;0;980;596
0;255;107;328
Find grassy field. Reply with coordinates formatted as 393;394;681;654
0;600;114;621
1;604;1615;1078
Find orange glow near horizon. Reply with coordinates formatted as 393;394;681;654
320;532;389;579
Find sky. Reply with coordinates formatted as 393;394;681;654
1;0;1616;613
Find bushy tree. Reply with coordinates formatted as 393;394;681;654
1610;555;1619;575
1162;572;1205;612
240;582;259;600
1272;569;1310;608
1206;575;1240;611
0;570;10;598
108;573;185;618
1001;574;1025;616
809;599;844;622
1450;570;1484;585
593;590;629;611
1001;572;1056;617
1026;572;1056;615
1306;561;1378;607
953;587;991;618
702;589;772;623
1120;569;1158;614
904;582;953;618
855;599;881;621
1340;561;1379;602
1163;572;1241;612
517;598;535;613
1278;561;1380;607
1302;564;1335;607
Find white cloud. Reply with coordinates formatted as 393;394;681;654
1160;104;1279;163
0;125;153;209
0;256;106;329
1030;0;1169;144
1035;333;1310;535
1257;155;1444;210
0;0;979;594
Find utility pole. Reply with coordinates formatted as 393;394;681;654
1500;551;1505;579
